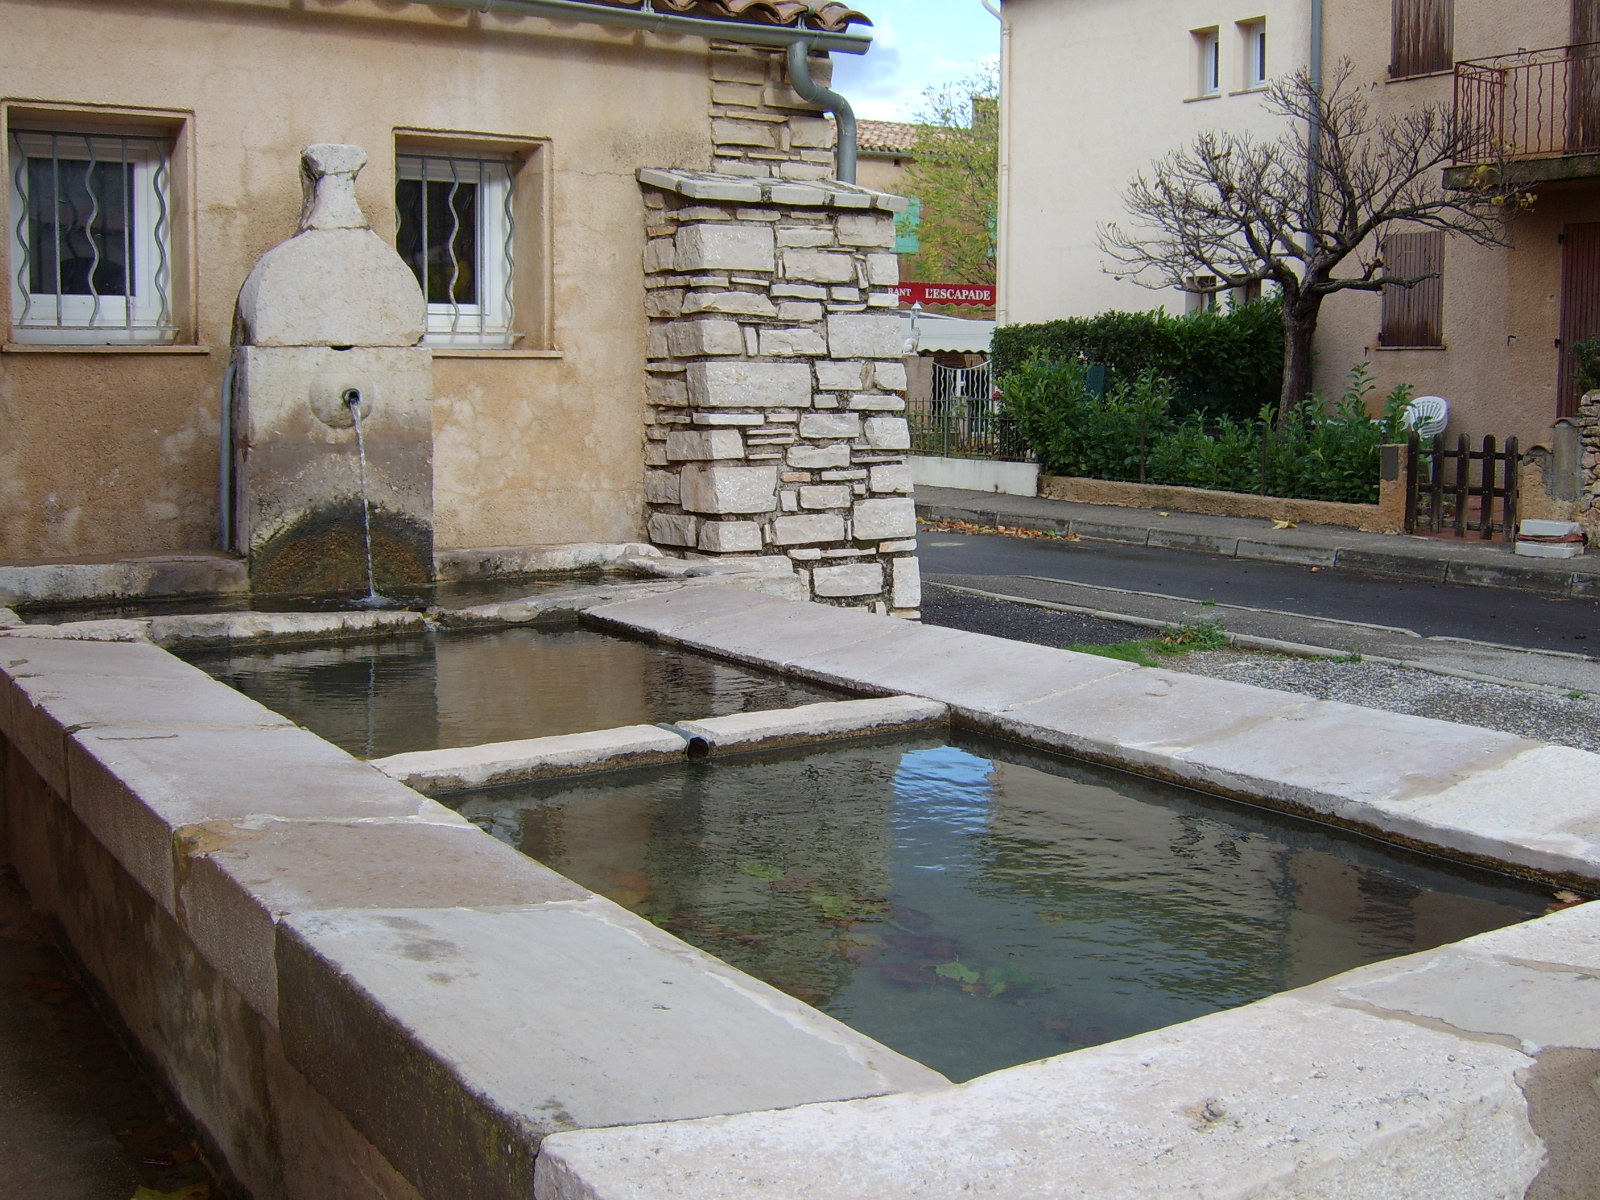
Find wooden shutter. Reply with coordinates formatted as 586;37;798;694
1558;222;1600;417
1391;0;1453;78
1571;0;1600;152
1380;232;1444;348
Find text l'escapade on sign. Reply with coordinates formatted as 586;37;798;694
892;283;997;307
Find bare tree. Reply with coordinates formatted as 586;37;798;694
1100;62;1525;424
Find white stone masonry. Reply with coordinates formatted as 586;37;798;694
640;169;918;616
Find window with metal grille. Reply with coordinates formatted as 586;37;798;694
1390;0;1453;78
7;128;175;344
395;151;517;347
1379;231;1444;347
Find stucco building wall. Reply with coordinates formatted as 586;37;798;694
1;0;716;561
997;0;1311;327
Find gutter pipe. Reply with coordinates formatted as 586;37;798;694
388;1;870;182
218;358;237;552
786;39;858;183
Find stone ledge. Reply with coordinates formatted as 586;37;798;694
674;695;947;753
373;725;693;794
639;168;907;213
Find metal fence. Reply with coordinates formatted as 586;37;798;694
907;362;1031;461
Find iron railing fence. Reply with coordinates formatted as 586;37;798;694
907;362;1032;461
1455;42;1600;164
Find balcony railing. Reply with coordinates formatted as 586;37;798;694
1454;42;1600;165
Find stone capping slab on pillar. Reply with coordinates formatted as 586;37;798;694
639;168;909;213
373;725;694;795
673;696;948;754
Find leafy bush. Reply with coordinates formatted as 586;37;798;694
999;357;1411;504
1573;336;1600;395
991;297;1283;421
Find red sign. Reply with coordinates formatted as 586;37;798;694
894;282;996;308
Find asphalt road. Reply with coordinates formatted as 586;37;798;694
918;531;1600;655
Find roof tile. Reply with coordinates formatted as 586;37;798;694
577;0;870;31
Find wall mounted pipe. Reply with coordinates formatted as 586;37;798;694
218;358;237;552
406;0;872;55
786;40;858;183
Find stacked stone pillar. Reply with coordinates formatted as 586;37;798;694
1580;390;1600;541
640;169;919;616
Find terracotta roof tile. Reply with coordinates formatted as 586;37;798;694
856;119;919;154
579;0;870;31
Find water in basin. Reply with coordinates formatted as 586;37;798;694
450;733;1549;1082
185;625;847;759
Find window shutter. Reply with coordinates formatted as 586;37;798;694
895;197;922;255
1391;0;1452;77
1379;232;1444;347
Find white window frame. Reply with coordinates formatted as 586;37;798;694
395;151;516;349
8;127;174;345
1240;19;1268;88
1195;28;1222;97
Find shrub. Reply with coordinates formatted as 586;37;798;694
998;359;1410;504
990;296;1283;421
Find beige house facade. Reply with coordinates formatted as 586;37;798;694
998;0;1600;467
4;0;919;608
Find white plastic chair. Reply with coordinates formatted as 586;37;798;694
1402;395;1449;438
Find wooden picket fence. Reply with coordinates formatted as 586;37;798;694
1404;432;1520;540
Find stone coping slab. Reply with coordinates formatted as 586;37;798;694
373;725;693;794
675;695;947;752
278;903;946;1200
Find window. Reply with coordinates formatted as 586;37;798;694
1195;28;1221;97
1239;19;1268;88
1379;231;1444;347
1391;0;1453;78
396;149;519;348
7;126;176;344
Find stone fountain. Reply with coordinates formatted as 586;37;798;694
229;144;434;595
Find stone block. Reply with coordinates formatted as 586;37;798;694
683;291;778;317
772;283;829;299
647;375;688;408
647;513;698;546
771;514;846;545
644;237;676;274
688;361;812;409
665;429;745;461
798;412;862;440
777;301;825;322
800;485;853;510
779;490;801;512
870;463;914;494
783;250;857;284
816;361;868;391
874;362;908;392
668;319;744;358
778;227;834;248
828;313;902;359
812;562;884;597
713;118;781;149
864;416;911;450
866;253;900;286
643;443;668;466
699;521;765;553
788;443;852;469
759;327;829;357
644;470;680;505
675;224;776;273
853;497;917;540
830;286;863;302
680;464;779;515
848;394;904;411
645;288;684;318
769;183;829;206
891;555;922;609
836;212;897;248
789;117;835;149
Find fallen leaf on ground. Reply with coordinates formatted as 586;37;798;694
1272;519;1297;530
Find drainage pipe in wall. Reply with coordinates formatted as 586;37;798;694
218;358;237;553
786;39;858;184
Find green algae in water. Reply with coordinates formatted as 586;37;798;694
451;734;1551;1083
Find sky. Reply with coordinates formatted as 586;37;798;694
829;0;1002;123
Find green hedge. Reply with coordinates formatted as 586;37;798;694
990;298;1283;421
999;358;1411;505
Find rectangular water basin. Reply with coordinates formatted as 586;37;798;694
184;624;847;759
450;732;1550;1083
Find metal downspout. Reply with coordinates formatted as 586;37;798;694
786;40;858;183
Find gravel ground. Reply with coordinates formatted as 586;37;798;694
921;584;1600;755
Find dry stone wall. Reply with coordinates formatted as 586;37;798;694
1580;390;1600;539
708;43;839;181
640;169;919;615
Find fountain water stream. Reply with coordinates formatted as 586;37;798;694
346;390;396;609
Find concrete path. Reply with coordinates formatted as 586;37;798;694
915;485;1600;600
